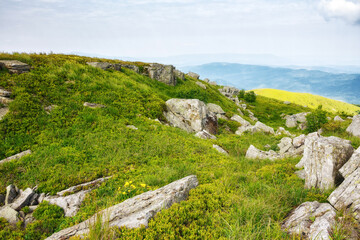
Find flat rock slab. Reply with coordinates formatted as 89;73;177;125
56;176;111;197
45;175;198;240
0;150;32;165
282;201;336;240
0;60;30;74
0;206;19;224
10;188;35;211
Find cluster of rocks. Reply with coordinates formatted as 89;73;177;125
86;62;121;71
0;60;30;74
218;87;242;107
45;175;198;240
232;114;274;136
0;177;111;227
284;112;309;130
346;114;360;137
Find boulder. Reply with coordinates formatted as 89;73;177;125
0;96;13;105
285;112;309;128
282;201;336;240
293;134;306;148
196;81;206;89
334;116;344;122
209;81;217;86
253;122;274;134
219;86;239;96
44;105;58;114
295;133;321;169
5;185;19;205
0;60;30;74
86;62;121;71
203;78;210;83
0;88;11;97
339;147;360;178
206;103;225;116
275;127;294;137
120;64;139;73
346;114;360;138
0;107;9;120
10;188;35;211
0;206;19;224
0;150;32;165
45;176;198;240
164;99;217;135
245;145;279;160
83;102;106;109
231;115;250;127
302;136;354;190
148;63;176;86
278;137;293;154
284;101;291;105
187;72;200;79
195;130;216;140
174;69;185;80
24;213;36;227
213;145;228;155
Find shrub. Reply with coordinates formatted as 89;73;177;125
306;105;328;133
244;91;256;102
238;89;245;99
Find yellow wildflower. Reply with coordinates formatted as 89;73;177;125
124;182;129;187
122;192;126;195
140;184;146;188
131;184;136;189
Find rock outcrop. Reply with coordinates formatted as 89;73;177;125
206;103;226;120
0;60;30;74
282;201;336;240
10;188;35;211
300;135;354;190
187;72;200;79
120;64;140;73
219;87;239;97
285;112;309;129
87;62;121;71
346;114;360;138
0;150;32;165
164;99;217;135
148;63;176;86
45;175;198;240
174;69;185;80
235;121;274;136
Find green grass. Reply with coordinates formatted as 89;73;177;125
0;53;358;239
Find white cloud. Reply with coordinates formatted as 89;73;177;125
319;0;360;25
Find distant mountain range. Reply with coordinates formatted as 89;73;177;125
179;62;360;105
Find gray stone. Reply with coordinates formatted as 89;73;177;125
203;78;210;83
56;177;111;197
339;147;360;178
0;60;30;74
86;62;121;71
293;134;306;148
126;125;138;130
44;105;58;114
37;193;46;204
278;137;293;154
295;133;321;169
187;72;200;79
284;101;291;105
195;81;206;89
237;108;244;116
346;114;360;138
5;185;19;205
285;112;309;128
302;136;354;190
209;81;217;86
29;193;39;206
219;86;239;96
0;88;11;97
83;102;106;109
0;107;9;120
245;145;280;160
213;145;228;155
0;206;19;224
334;115;344;122
275;127;294;137
148;63;176;86
295;170;306;180
206;103;225;116
231;114;251;127
164;99;217;135
45;176;198;240
195;130;216;140
282;201;336;240
253;121;274;134
120;64;139;73
10;188;35;211
0;96;13;105
24;213;35;227
0;150;32;166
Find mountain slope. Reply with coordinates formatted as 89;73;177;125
180;62;360;105
252;88;360;115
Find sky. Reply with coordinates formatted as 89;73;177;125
0;0;360;66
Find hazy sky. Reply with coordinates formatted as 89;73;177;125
1;0;360;66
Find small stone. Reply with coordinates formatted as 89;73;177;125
0;206;19;224
187;72;200;79
0;88;11;97
126;125;138;130
196;82;206;89
283;101;291;105
334;116;344;122
213;145;228;155
83;102;106;109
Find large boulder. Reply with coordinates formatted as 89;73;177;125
206;103;226;120
164;99;217;134
0;150;32;166
196;82;206;89
0;60;30;74
0;206;19;224
231;114;251;127
346;114;360;138
86;62;121;71
282;201;336;240
45;175;198;240
253;121;274;134
295;133;321;169
187;72;200;79
148;63;176;86
285;112;309;128
301;136;354;190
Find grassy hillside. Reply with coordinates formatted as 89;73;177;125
0;53;359;239
252;88;360;115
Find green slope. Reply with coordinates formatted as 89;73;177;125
0;53;358;239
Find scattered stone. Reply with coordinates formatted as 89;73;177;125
206;103;225;116
195;130;216;140
0;60;30;74
148;63;176;86
254;121;274;135
347;116;353;120
0;107;9;120
219;86;240;97
56;177;111;197
213;145;228;155
0;206;19;224
295;132;321;169
284;101;291;105
187;72;200;79
278;137;293;154
334;116;344;122
174;69;185;80
237;108;244;116
245;145;279;160
37;193;46;204
83;102;106;109
209;81;217;86
45;176;199;240
285;112;309;128
164;99;217;134
346;114;360;138
0;88;11;97
10;188;35;211
264;144;271;149
0;150;32;166
240;104;247;110
0;96;13;105
231;114;251;127
275;127;294;137
339;147;360;178
126;125;138;130
5;185;19;205
196;81;206;89
203;78;210;83
44;105;58;114
24;213;35;227
301;136;354;190
327;116;332;121
86;62;121;71
282;201;336;240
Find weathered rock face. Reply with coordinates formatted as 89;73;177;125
5;185;19;205
187;72;200;79
0;60;30;74
0;206;19;224
275;127;294;137
301;136;354;190
282;201;336;240
56;177;111;197
86;62;121;71
295;133;321;169
213;144;228;155
120;64;139;73
231;114;251;127
195;130;216;140
45;175;199;240
196;81;206;89
148;63;176;86
346;114;360;138
174;69;185;80
285;112;309;128
328;147;360;221
219;87;240;97
206;103;226;119
164;99;218;135
247;110;258;122
0;150;32;166
83;102;106;109
10;188;35;211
